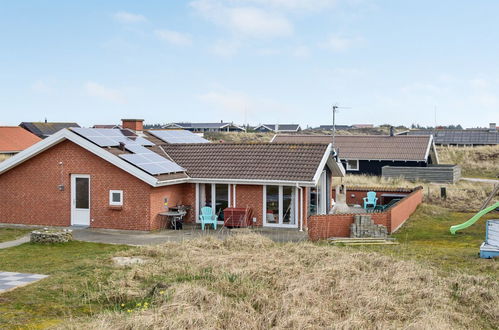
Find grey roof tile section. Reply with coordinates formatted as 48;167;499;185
161;143;329;182
272;135;432;161
19;122;80;138
406;129;499;145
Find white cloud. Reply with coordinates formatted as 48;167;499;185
155;29;192;46
198;90;251;114
469;78;489;89
190;0;293;38
113;11;147;23
321;35;362;52
210;39;242;56
242;0;338;11
292;45;310;58
85;82;127;104
31;80;56;94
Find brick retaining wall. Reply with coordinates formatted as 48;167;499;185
309;187;423;241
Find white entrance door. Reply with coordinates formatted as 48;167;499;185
71;174;90;226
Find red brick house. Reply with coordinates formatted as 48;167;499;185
0;120;345;231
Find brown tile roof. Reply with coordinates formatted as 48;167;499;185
0;126;41;153
271;135;432;161
160;143;329;182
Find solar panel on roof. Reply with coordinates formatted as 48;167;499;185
148;130;209;144
119;153;185;175
72;127;155;147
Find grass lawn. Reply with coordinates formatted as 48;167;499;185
0;241;129;328
352;204;499;278
0;205;497;328
0;227;33;243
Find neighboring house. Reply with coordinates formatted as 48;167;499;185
163;122;246;133
398;123;499;146
351;124;374;129
19;121;80;138
271;134;438;175
316;125;352;131
254;124;301;133
93;124;122;129
0;119;344;231
0;126;41;162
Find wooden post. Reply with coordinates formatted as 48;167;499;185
440;187;447;199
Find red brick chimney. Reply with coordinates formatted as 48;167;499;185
121;119;144;132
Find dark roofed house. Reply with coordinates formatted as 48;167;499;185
271;134;438;175
399;123;499;146
163;122;246;133
317;125;351;131
93;124;122;129
254;124;301;133
0;118;344;232
19;121;80;138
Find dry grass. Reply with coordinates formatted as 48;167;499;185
204;132;275;143
62;233;499;329
437;145;499;179
339;174;498;212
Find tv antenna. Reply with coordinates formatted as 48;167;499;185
332;104;351;150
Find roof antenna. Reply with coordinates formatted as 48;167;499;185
332;104;351;153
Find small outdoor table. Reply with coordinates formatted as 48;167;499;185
159;211;186;230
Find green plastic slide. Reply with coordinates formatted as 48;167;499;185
450;201;499;235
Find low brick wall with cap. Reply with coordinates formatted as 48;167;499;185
308;187;423;241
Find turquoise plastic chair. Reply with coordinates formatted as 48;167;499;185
200;206;218;230
363;191;378;209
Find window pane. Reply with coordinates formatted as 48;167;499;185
75;178;89;209
282;186;295;225
112;192;121;203
266;186;279;224
347;160;358;170
204;184;212;207
215;184;228;220
309;187;318;215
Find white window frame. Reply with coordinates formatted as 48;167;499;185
195;183;230;224
346;159;359;171
109;190;123;206
262;185;299;228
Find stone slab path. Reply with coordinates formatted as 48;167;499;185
0;271;48;294
0;235;30;249
462;177;499;184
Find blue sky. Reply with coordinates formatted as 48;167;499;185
1;0;498;128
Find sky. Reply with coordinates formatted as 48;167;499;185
0;0;498;128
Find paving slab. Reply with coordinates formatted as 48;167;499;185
71;225;307;246
0;235;30;249
0;272;48;294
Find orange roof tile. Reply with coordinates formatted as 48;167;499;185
0;126;41;153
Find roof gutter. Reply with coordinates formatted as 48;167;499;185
185;177;317;187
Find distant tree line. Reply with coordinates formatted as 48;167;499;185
410;124;463;130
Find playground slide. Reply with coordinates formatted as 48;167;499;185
450;201;499;235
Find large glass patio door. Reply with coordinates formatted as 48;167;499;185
263;185;298;228
197;183;230;223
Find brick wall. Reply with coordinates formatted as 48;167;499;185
332;187;411;206
0;140;181;231
234;185;263;225
308;187;423;241
389;187;423;232
149;183;196;230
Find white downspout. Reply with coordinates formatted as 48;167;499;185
297;184;304;232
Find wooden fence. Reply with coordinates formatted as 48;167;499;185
382;164;461;183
